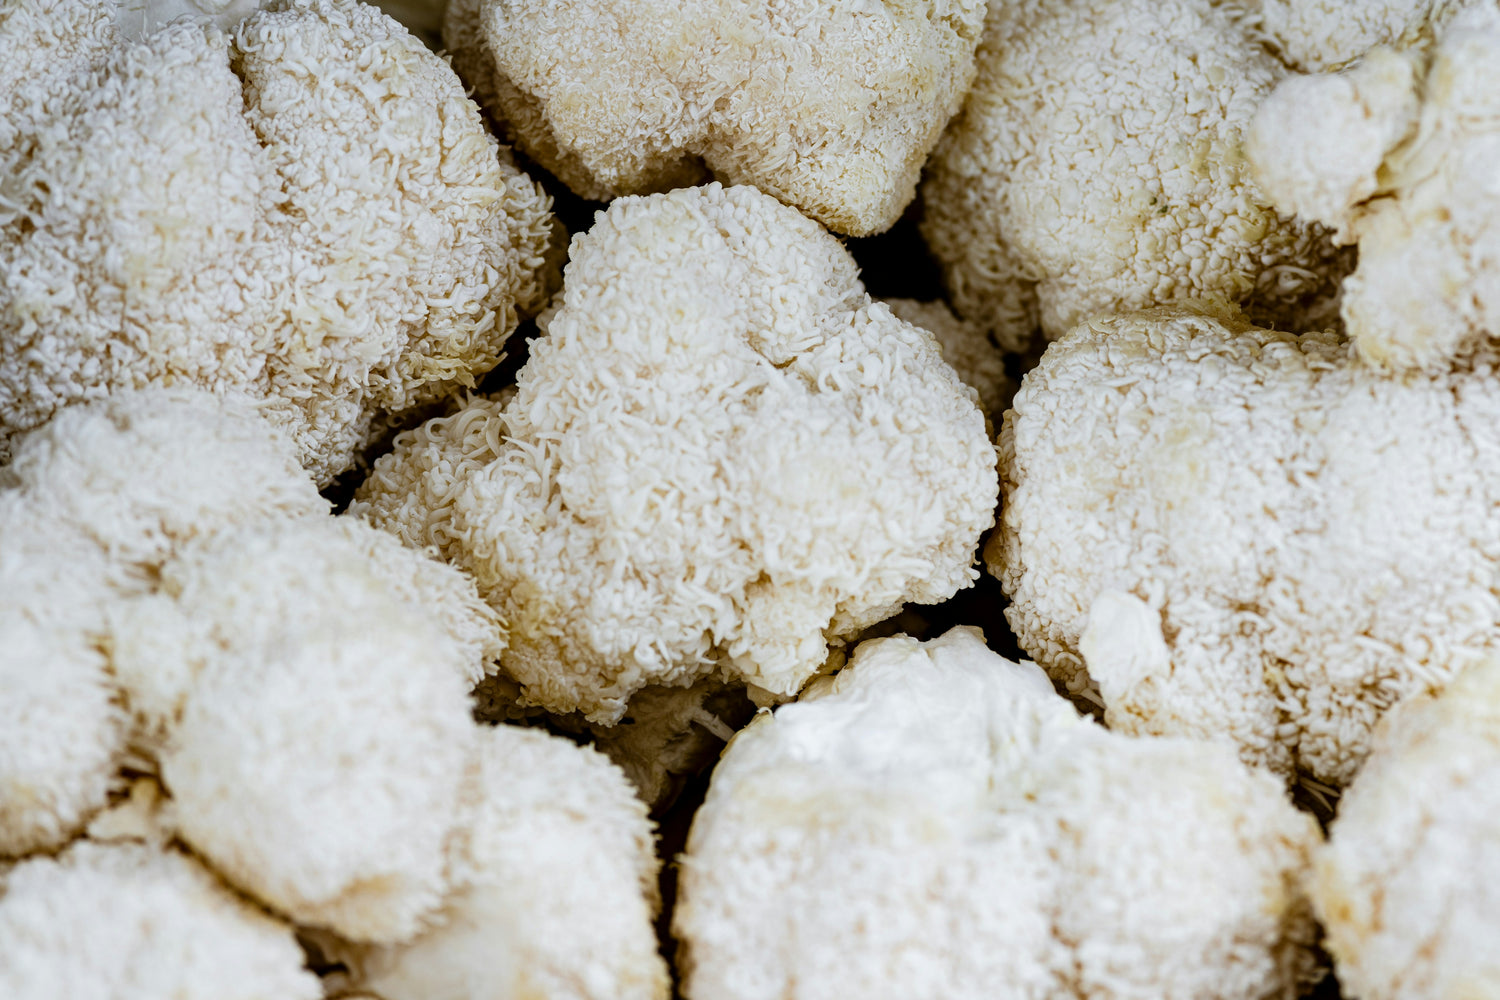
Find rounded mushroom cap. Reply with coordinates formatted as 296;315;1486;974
113;515;501;739
674;627;1322;1000
356;183;998;725
2;388;325;569
921;0;1346;352
443;0;986;236
0;841;320;1000
0;0;556;482
997;307;1500;785
154;518;477;943
1314;657;1500;1000
348;725;668;1000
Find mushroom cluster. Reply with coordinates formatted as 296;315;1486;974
5;1;1498;998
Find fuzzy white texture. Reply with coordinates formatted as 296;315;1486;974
1313;657;1500;999
353;183;999;725
346;726;669;1000
673;627;1322;1000
113;515;501;738
995;307;1500;786
883;298;1013;422
329;515;507;687
0;841;320;1000
0;387;322;857
1258;0;1470;71
1;387;327;567
1249;4;1500;371
1247;49;1422;239
0;498;122;858
921;0;1347;353
0;0;556;483
151;519;477;943
442;0;985;236
0;0;114;147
